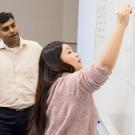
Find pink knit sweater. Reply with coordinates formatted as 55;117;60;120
45;64;111;135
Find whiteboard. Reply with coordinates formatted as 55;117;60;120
94;0;135;135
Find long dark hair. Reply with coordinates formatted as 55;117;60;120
29;41;75;135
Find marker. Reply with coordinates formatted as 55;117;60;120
132;5;135;14
115;5;135;14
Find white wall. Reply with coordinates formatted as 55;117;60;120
92;0;135;135
77;0;96;65
77;0;135;134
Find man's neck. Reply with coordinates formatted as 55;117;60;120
4;39;20;48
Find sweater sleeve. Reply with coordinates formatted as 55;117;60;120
78;64;111;93
65;64;112;94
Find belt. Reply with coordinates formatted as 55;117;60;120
0;106;33;112
15;107;28;112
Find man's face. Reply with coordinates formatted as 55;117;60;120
0;18;19;44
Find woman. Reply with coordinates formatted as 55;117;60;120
29;5;132;135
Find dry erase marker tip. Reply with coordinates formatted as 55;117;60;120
132;6;135;14
114;5;135;14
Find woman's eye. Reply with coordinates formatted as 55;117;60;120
68;51;71;54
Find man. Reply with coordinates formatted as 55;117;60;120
0;12;42;135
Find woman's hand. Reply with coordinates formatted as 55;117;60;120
116;5;132;28
97;4;132;71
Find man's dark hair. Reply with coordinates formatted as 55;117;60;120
0;12;14;24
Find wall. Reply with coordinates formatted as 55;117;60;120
94;0;135;135
77;0;96;65
0;0;78;46
62;0;78;43
77;0;135;134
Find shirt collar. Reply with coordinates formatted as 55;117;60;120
0;37;26;50
0;40;7;49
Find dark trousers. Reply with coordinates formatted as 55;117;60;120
0;106;33;135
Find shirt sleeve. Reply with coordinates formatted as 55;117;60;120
66;64;112;94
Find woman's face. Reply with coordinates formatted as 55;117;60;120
60;44;82;71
